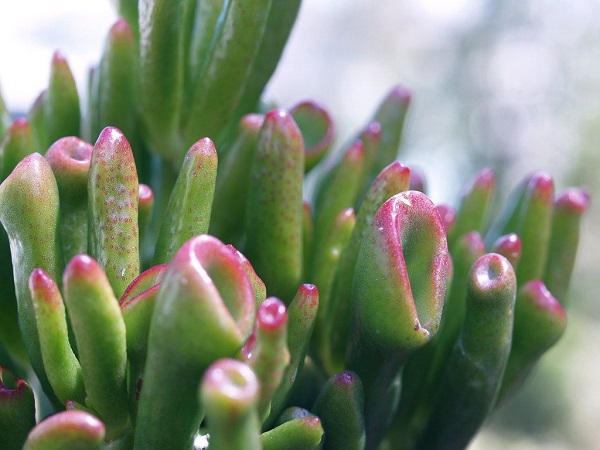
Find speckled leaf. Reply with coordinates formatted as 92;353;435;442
88;126;139;298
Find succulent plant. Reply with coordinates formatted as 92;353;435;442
0;1;590;449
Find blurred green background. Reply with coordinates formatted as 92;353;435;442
1;1;598;448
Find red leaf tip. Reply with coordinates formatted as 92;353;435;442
64;254;101;281
492;233;522;265
469;253;516;300
10;117;29;130
29;267;55;291
436;203;456;232
46;137;93;167
0;367;27;397
521;280;566;320
203;358;258;401
258;297;287;331
333;370;359;390
110;18;134;40
555;187;590;214
528;172;554;203
473;167;495;190
51;50;68;66
390;85;412;104
265;109;290;122
138;184;153;202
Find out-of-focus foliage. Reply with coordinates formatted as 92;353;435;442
268;1;600;448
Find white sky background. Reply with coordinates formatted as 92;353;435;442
0;1;115;112
0;0;478;115
0;0;483;203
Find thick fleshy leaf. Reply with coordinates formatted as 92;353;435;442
88;126;140;298
227;0;303;132
138;0;184;160
201;358;261;450
138;183;154;260
261;416;323;450
0;153;63;408
244;297;290;420
184;0;273;148
543;187;590;305
0;228;23;363
327;161;411;373
0;119;35;362
27;91;48;154
354;121;382;204
367;85;411;177
498;280;566;403
311;140;365;268
23;410;105;450
185;0;228;102
312;371;365;450
44;51;81;147
63;255;129;439
92;18;138;153
226;244;267;309
491;233;522;268
310;208;354;369
120;263;169;370
348;190;450;448
275;407;317;426
29;268;85;405
267;284;319;425
486;173;554;286
302;200;314;281
209;114;263;244
448;168;495;247
0;118;35;182
513;173;555;285
393;232;485;448
244;110;304;302
154;138;218;264
417;253;516;450
120;263;168;422
112;0;139;38
433;232;486;370
46;136;93;262
0;367;36;450
134;235;255;450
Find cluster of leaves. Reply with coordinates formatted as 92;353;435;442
0;1;590;449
